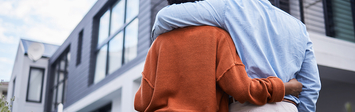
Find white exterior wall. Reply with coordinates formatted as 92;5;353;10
64;62;143;112
310;31;355;72
7;43;49;112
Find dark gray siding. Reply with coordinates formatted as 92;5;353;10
151;0;168;33
44;0;161;111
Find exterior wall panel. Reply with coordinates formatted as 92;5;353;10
151;0;168;31
46;0;154;110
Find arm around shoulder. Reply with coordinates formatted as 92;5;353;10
215;33;285;105
152;0;226;39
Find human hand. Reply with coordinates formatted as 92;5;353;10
284;78;302;98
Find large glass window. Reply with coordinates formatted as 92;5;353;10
94;0;139;84
26;67;44;103
51;49;70;111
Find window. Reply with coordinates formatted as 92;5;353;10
92;103;112;112
269;0;290;13
51;49;70;111
11;78;15;111
94;0;139;84
77;30;83;66
26;67;45;103
323;0;355;42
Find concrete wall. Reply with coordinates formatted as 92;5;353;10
64;62;143;112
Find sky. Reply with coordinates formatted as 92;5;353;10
0;0;97;81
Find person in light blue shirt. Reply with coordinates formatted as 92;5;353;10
151;0;321;112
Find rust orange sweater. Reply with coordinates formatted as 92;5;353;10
134;26;285;112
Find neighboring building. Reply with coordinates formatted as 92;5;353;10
7;39;59;112
0;82;8;99
7;0;355;112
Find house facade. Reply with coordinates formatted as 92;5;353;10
7;39;59;112
43;0;157;111
8;0;355;112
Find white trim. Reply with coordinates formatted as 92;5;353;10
309;31;355;72
64;62;144;112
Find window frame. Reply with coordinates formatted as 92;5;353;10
323;0;336;37
50;48;70;111
26;67;45;103
77;30;83;66
92;0;139;85
323;0;355;39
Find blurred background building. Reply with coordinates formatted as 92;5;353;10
7;0;355;112
0;82;8;100
7;39;59;112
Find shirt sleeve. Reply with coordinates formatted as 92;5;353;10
296;30;321;112
151;0;226;40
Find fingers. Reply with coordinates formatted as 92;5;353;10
287;78;303;98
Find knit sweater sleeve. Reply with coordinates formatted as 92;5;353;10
134;39;159;112
215;32;285;105
217;65;285;105
134;74;154;112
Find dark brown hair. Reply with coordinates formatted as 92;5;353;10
167;0;202;5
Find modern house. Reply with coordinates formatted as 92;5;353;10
7;39;59;112
7;0;355;112
44;0;150;111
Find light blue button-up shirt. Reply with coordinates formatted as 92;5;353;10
151;0;321;111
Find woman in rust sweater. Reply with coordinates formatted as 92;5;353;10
134;26;301;112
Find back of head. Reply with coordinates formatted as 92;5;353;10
167;0;202;5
